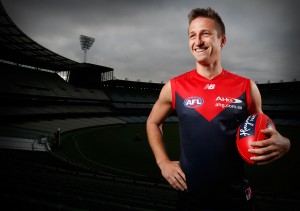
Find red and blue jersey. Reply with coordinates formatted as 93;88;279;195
170;69;252;197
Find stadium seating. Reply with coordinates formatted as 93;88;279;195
0;148;177;210
0;62;110;101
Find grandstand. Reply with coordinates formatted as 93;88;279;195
0;1;299;210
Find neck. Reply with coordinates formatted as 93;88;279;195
195;62;223;80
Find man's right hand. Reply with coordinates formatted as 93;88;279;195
158;160;187;191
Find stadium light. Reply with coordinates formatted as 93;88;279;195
80;35;95;63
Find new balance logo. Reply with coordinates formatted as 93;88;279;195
204;84;215;90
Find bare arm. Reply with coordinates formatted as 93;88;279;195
248;80;263;114
146;81;187;190
248;80;290;164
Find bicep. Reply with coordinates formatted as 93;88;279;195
147;82;173;125
249;80;263;114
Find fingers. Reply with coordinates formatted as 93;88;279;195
167;172;187;191
249;140;278;164
260;128;276;137
250;128;279;149
248;129;287;165
249;149;280;165
161;161;187;191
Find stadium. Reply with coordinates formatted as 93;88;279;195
0;1;299;210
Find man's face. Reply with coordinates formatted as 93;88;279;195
188;17;225;65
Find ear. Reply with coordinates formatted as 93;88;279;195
220;35;226;48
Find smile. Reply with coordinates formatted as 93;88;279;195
194;47;207;53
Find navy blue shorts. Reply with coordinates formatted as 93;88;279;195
176;191;254;211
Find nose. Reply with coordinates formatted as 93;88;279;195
195;35;203;46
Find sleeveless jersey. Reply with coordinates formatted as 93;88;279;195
170;69;252;198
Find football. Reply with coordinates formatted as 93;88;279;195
236;113;276;164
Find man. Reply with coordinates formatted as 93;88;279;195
146;7;290;210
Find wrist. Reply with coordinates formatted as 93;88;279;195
157;158;170;168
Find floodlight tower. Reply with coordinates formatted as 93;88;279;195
80;35;95;63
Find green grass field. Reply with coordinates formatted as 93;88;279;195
55;123;299;197
56;123;180;178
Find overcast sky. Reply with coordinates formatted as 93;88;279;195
2;0;300;84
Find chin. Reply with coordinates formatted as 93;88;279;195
195;57;208;63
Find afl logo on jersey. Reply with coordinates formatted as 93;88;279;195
183;96;204;108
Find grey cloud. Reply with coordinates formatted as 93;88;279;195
2;0;300;83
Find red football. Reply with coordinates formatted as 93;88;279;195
236;113;276;165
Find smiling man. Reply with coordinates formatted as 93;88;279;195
146;7;290;211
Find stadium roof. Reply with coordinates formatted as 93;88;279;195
0;2;84;72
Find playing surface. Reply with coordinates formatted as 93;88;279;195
56;123;180;178
55;123;299;197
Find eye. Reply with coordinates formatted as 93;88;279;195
189;34;195;39
202;32;210;37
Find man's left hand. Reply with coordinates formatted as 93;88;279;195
248;128;290;165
